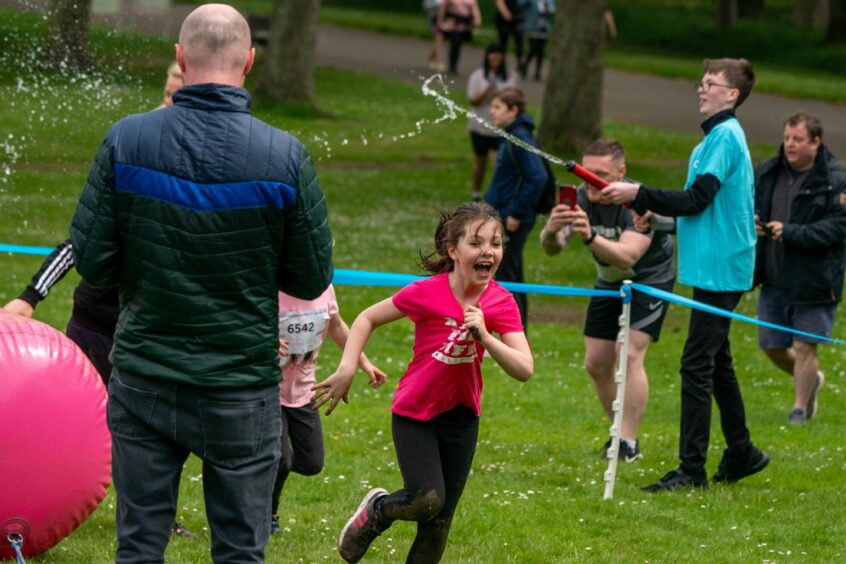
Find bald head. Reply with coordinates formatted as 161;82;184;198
177;4;253;84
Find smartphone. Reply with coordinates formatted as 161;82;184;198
559;185;577;210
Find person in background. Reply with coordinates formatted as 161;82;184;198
494;0;526;74
467;43;517;202
424;0;445;72
270;286;386;534
540;139;675;463
438;0;481;75
602;58;769;492
520;0;556;81
752;111;846;425
484;87;548;330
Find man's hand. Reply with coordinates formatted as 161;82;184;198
2;299;34;318
506;216;521;232
634;211;653;233
766;221;784;241
546;204;572;232
754;214;767;238
560;206;591;240
601;182;640;205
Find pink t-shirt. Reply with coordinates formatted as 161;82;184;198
278;286;338;408
391;273;523;421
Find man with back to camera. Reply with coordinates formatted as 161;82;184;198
540;139;675;464
754;111;846;425
69;4;333;561
602;58;769;492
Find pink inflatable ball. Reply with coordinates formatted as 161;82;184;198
0;311;111;560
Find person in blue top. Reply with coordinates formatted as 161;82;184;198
484;86;548;330
602;58;769;492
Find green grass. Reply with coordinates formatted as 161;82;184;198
2;7;845;562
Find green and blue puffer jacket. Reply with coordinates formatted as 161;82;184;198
70;84;333;388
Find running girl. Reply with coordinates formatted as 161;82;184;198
313;202;533;563
271;286;386;534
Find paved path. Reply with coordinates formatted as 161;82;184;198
315;24;846;156
5;0;845;155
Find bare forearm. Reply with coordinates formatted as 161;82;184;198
479;334;533;381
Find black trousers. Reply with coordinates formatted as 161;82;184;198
678;288;752;478
495;222;532;330
524;37;547;79
380;406;479;564
66;316;113;386
496;21;524;67
271;403;324;515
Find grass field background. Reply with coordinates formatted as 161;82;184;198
1;8;845;562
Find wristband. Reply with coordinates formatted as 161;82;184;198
584;231;597;245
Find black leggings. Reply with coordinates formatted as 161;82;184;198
271;403;324;515
444;31;470;74
379;406;479;564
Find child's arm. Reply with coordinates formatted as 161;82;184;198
313;298;404;414
327;312;388;388
463;305;533;382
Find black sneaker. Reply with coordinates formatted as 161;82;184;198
619;440;643;463
641;468;708;492
788;407;807;425
171;521;197;538
602;438;643;463
806;371;824;419
712;446;770;484
338;487;390;563
270;514;280;535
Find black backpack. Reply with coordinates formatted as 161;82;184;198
504;132;557;215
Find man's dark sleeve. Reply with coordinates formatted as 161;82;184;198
782;187;846;249
632;174;721;217
278;150;333;300
18;239;76;308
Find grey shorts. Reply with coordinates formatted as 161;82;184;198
757;285;836;349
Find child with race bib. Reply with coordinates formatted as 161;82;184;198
313;202;533;563
271;286;386;534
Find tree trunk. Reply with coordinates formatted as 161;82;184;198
738;0;765;17
538;0;606;156
825;0;846;42
46;0;92;69
793;0;829;29
717;0;738;27
258;0;321;104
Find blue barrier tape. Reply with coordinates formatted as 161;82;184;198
333;269;619;298
633;282;846;346
0;243;52;256
621;284;633;305
1;242;841;344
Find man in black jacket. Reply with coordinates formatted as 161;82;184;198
754;112;846;425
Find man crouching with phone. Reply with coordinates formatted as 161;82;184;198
539;139;676;463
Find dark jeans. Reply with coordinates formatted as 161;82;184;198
380;406;479;564
678;288;752;478
108;370;281;563
271;403;324;515
495;222;532;330
66;316;113;386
